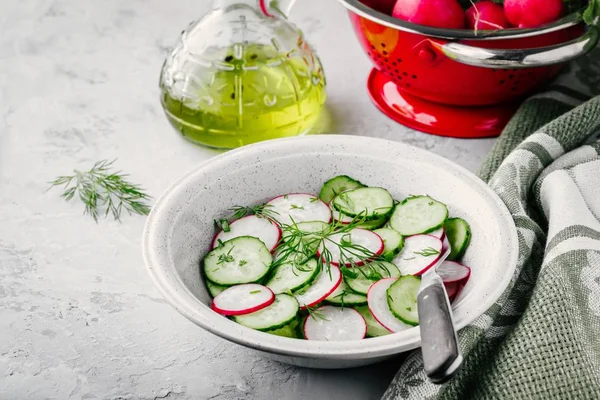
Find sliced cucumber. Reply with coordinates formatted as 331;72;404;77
325;279;368;306
374;228;404;261
367;278;411;333
265;259;320;294
345;261;401;295
356;217;388;230
319;175;366;204
389;195;448;236
386;275;421;326
444;217;472;261
266;318;300;338
233;293;299;331
355;305;391;337
206;280;227;298
203;236;272;286
332;187;394;220
331;210;386;230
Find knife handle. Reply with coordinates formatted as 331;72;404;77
417;281;462;384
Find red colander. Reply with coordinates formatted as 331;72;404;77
336;0;599;138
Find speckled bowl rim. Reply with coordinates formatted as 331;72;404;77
142;134;518;360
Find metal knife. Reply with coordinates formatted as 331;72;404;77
417;236;463;384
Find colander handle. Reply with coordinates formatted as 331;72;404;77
439;27;599;69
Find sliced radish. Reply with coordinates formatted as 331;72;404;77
303;306;366;341
367;278;412;333
317;229;384;267
213;215;281;252
211;284;275;316
393;234;443;275
266;193;331;226
444;282;459;299
294;265;342;309
429;227;445;240
331;207;353;224
442;234;451;254
437;261;471;285
451;281;467;303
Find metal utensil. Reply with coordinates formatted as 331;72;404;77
417;237;462;384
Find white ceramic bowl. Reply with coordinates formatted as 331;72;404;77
142;135;518;369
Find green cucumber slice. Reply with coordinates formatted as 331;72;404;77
324;279;368;306
265;259;320;294
389;195;448;236
345;261;401;295
356;217;388;230
374;228;404;261
444;217;472;261
206;280;227;298
355;305;391;337
233;293;299;331
332;187;394;220
319;175;366;203
266;318;300;338
386;275;421;326
203;236;272;286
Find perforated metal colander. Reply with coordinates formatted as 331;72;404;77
337;0;598;137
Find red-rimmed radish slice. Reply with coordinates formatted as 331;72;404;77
331;207;354;224
367;278;412;333
437;261;471;285
393;234;443;276
442;234;451;254
266;193;331;226
294;265;342;309
317;229;384;267
211;284;274;316
444;282;459;299
213;215;281;252
303;306;367;341
429;227;445;240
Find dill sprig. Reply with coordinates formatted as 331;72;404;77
305;304;328;321
49;159;151;222
413;247;440;257
274;212;387;281
215;203;279;232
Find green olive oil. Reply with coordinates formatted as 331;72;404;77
160;45;326;149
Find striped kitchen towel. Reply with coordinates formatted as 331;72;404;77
384;47;600;399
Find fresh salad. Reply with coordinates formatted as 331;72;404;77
201;176;472;341
367;0;598;31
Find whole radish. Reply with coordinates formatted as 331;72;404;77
361;0;398;15
392;0;466;29
504;0;564;28
466;1;511;30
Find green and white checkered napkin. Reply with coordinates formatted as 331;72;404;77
384;49;600;399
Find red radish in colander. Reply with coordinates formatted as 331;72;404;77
392;0;466;29
466;1;512;30
504;0;564;28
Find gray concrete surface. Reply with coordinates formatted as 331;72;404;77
0;0;496;399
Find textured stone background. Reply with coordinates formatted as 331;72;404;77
0;0;495;399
